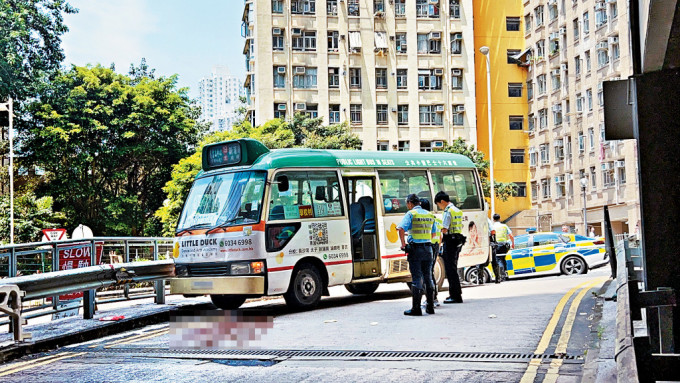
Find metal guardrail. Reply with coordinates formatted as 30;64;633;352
0;260;175;342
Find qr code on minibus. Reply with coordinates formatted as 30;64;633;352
309;222;329;246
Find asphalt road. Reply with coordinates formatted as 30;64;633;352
0;268;610;383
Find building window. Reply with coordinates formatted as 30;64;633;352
529;147;537;166
575;55;581;74
586;89;593;111
553;104;563;125
273;29;284;51
535;5;544;27
452;105;464;126
349;68;361;89
527;80;533;100
576;93;584;112
590;166;597;189
537;74;546;95
450;0;460;19
508;83;523;97
515;182;527;198
396;69;407;89
588;127;595;151
374;0;384;13
597;43;609;67
376;104;388;125
350;104;362;124
509;116;524;130
551;70;561;91
274;103;286;119
417;34;428;54
538;108;548;130
348;0;360;16
416;0;439;18
419;105;444;126
328;31;339;51
528;114;536;132
554;141;564;161
617;163;626;184
376;68;387;89
548;3;558;21
293;67;317;89
327;0;338;16
583;11;590;35
293;31;317;52
450;33;462;54
398;141;410;151
525;14;532;33
428;35;441;53
585;51;591;72
573;18;580;41
394;0;405;17
507;49;521;64
300;104;318;118
602;163;615;187
555;176;565;197
531;181;538;201
272;0;284;13
273;67;286;88
328;67;339;88
377;141;389;151
595;4;607;27
539;144;550;164
397;105;409;125
420;141;433;152
329;104;340;123
541;178;551;199
291;0;316;14
396;33;407;53
510;149;525;163
418;69;443;90
536;39;545;58
612;38;620;60
578;132;585;153
506;17;520;31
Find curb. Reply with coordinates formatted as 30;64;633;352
580;278;614;383
0;302;211;364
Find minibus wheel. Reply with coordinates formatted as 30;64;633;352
210;295;247;310
284;263;323;309
433;257;446;290
345;282;379;295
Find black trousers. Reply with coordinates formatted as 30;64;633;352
496;243;510;272
442;234;464;300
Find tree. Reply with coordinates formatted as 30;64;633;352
435;138;518;202
18;64;205;236
155;114;361;235
0;189;65;245
0;0;76;101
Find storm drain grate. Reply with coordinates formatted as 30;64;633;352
67;347;583;361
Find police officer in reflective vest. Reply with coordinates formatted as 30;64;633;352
435;191;465;304
397;194;437;316
420;199;441;307
492;213;514;282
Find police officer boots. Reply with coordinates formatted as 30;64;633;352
404;288;423;316
425;288;435;315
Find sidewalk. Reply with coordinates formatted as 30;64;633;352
581;279;617;383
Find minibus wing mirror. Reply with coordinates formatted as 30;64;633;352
276;175;289;192
315;186;326;201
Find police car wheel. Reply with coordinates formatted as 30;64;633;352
284;263;323;309
345;283;379;295
561;256;587;275
210;295;247;310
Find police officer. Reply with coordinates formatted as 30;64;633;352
434;191;465;304
420;199;442;307
397;194;437;316
491;213;514;282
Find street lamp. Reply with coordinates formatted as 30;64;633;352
0;97;14;244
580;177;588;235
479;46;495;216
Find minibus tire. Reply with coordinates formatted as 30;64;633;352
284;263;323;309
345;282;379;295
434;257;446;290
210;294;247;310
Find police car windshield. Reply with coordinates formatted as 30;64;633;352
176;171;267;233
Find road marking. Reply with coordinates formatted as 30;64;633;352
0;353;68;373
519;276;607;383
95;327;168;348
106;329;169;347
0;352;87;377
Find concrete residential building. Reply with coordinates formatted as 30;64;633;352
520;0;639;235
473;0;532;227
242;0;477;151
198;66;245;132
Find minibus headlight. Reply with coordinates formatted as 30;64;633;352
175;264;188;277
250;261;264;274
231;262;251;275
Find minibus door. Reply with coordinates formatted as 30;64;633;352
343;177;381;279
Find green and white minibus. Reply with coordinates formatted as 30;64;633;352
170;138;490;309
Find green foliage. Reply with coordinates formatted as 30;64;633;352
18;63;205;236
435;138;518;202
0;188;66;245
155;113;361;235
0;0;76;100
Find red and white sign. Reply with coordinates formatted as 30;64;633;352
42;228;67;242
57;241;104;300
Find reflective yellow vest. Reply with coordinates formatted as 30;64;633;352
495;223;510;242
445;204;463;234
432;218;442;244
410;209;435;241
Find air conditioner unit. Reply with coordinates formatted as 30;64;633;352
601;162;612;170
277;66;286;74
548;0;557;5
455;105;465;112
551;69;560;76
429;0;439;4
291;28;303;36
559;27;567;35
428;32;441;40
277;104;287;111
550;32;560;40
608;36;619;44
452;33;462;40
597;41;608;50
294;103;306;110
433;68;444;75
432;140;444;148
566;173;573;180
615;160;625;168
552;105;562;112
561;64;568;71
595;3;605;10
272;28;282;35
555;175;565;183
435;105;445;112
295;66;306;74
391;107;397;112
452;69;462;76
606;0;617;3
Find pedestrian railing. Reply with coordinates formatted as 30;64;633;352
0;237;175;343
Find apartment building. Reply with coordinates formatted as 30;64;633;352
198;66;245;132
520;0;639;235
242;0;477;151
473;0;532;226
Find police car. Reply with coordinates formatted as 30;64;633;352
464;232;609;282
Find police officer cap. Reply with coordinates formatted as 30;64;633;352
406;193;420;204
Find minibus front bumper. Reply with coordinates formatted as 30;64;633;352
170;276;265;295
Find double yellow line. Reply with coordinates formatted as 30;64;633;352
520;276;608;383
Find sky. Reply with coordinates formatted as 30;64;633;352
61;0;246;99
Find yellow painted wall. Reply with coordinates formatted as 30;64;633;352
473;0;531;222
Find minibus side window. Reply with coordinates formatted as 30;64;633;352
378;170;430;214
269;171;344;220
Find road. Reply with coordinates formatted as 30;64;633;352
0;268;610;382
